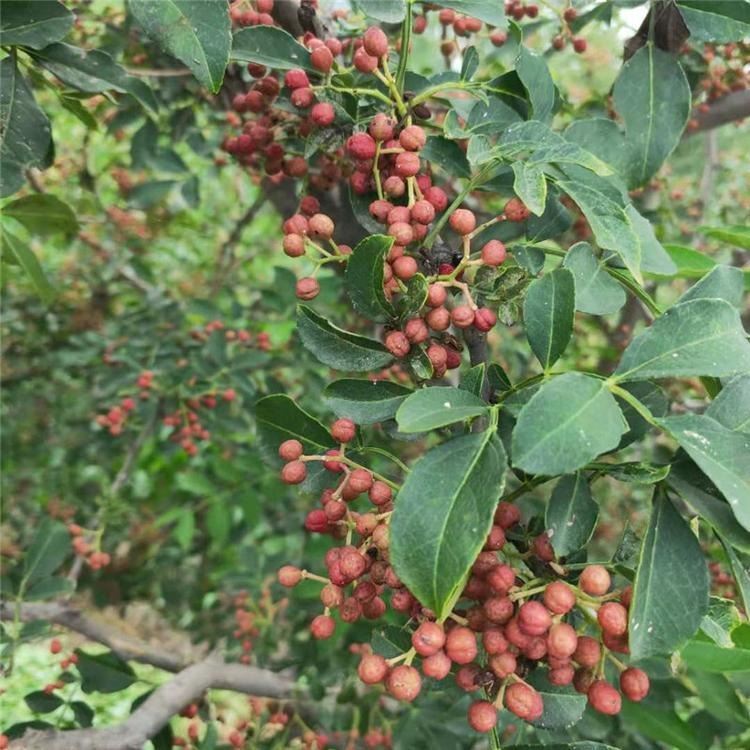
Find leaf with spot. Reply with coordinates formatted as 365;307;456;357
254;394;332;458
396;387;489;433
390;432;507;619
545;473;599;557
0;0;73;49
512;373;627;476
232;25;313;71
511;162;546;217
629;493;710;660
523;268;575;370
129;0;230;92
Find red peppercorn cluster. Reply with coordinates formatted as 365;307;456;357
228;0;277;29
68;523;111;570
279;487;650;730
39;636;80;699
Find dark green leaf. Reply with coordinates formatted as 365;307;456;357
26;577;74;600
31;44;158;115
516;46;556;123
0;0;73;48
688;669;750;725
460;363;485;397
512;373;627;475
76;649;137;693
604;462;670;484
565;118;630;181
22;518;69;586
396;387;488;433
487;363;512;393
129;180;177;209
680;637;750;672
2;227;56;304
562;242;626;315
129;0;231;92
628;204;677;275
391;432;507;619
629;494;710;660
296;305;393;372
3;194;78;236
24;691;63;713
523;268;575;369
527;671;587;729
545;473;599;557
721;540;750;613
345;234;394;321
617;381;668;448
254;393;332;456
206;503;230;546
460;46;479;80
659;414;750;530
0;57;52;198
232;26;313;71
420;136;471;179
620;701;704;750
613;44;691;186
71;701;94;728
323;379;412;425
614;299;750;381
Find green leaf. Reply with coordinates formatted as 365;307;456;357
562;242;626;315
488;363;512;393
391;432;507;620
629;494;710;660
460;46;479;81
721;540;750;613
206;503;230;546
508;746;619;750
511;162;546;217
678;1;750;43
516;46;556;123
26;577;75;601
460;363;486;397
3;194;78;236
31;43;158;115
420;136;471;179
553;168;642;282
296;305;393;372
659;414;750;531
232;25;313;71
2;227;56;304
396;387;488;433
512;373;627;475
523;268;575;369
0;57;52;198
70;701;94;728
697;223;750;250
0;0;73;48
545;473;599;557
24;691;64;714
129;0;230;92
628;204;677;275
356;0;406;23
565;118;630;181
613;44;691;186
620;701;704;750
324;379;412;425
174;509;195;550
614;298;750;382
437;0;506;27
680;637;750;672
653;243;718;278
22;518;69;586
679;264;745;308
345;234;394;321
76;649;137;693
254;393;332;456
707;375;750;433
688;669;750;726
526;672;587;730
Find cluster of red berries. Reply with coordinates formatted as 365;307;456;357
278;463;650;732
95;395;137;436
68;523;111;570
42;638;80;697
228;0;276;28
549;5;588;53
189;319;264;348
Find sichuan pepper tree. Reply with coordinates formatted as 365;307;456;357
1;0;750;748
